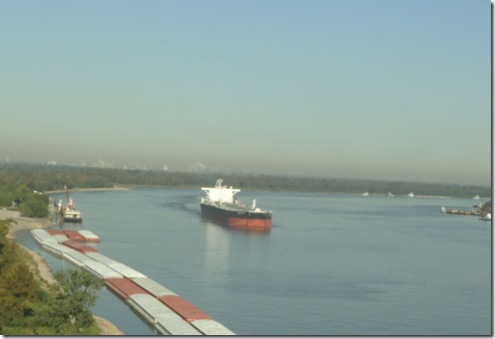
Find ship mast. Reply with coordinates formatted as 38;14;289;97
64;185;74;210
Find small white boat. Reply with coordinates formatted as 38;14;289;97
362;192;369;196
473;195;480;200
479;213;491;222
408;192;414;198
388;192;394;197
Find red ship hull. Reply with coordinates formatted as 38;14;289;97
200;203;271;232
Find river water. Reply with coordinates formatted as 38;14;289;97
16;188;491;335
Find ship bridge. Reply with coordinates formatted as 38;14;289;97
201;179;240;204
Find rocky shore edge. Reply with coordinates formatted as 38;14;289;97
2;208;124;335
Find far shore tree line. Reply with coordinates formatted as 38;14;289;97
0;163;491;218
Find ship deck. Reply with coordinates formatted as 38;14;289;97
203;201;271;214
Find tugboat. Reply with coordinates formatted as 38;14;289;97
60;186;83;223
200;179;272;232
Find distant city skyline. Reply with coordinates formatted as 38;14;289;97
0;0;491;187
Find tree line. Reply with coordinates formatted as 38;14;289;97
0;162;490;197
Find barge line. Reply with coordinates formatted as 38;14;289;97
31;228;235;335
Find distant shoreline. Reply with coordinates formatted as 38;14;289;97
46;186;490;201
2;163;489;198
45;185;131;194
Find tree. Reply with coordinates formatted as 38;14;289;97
0;262;38;323
481;200;492;214
46;269;103;333
0;220;103;334
0;221;39;325
0;221;18;270
18;194;49;217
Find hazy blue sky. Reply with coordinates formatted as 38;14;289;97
0;0;491;186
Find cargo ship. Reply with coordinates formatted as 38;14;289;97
200;179;272;232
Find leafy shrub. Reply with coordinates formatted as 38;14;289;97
18;194;49;218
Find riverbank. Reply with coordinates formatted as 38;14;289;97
45;184;131;194
1;208;124;335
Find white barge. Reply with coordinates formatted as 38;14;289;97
31;228;236;335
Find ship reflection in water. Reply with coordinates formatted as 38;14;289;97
201;219;271;291
202;222;231;288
